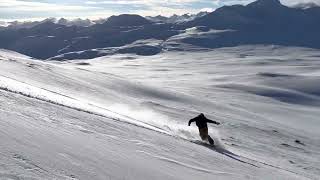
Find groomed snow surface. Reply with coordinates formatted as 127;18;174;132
0;46;320;180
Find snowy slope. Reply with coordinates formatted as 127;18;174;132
0;47;319;180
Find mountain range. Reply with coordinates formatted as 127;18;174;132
146;11;209;23
0;0;319;60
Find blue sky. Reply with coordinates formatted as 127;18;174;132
0;0;319;21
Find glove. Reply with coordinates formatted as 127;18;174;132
215;122;220;125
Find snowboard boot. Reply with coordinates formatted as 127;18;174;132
208;136;214;145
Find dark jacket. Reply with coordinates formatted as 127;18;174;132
188;113;220;129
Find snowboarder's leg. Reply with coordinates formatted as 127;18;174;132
199;127;209;141
199;128;214;145
208;135;214;145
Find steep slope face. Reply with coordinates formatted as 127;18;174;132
0;15;177;59
0;89;308;180
61;21;177;55
1;47;319;179
186;0;309;29
181;0;320;49
0;22;81;59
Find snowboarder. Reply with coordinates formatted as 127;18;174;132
188;113;220;145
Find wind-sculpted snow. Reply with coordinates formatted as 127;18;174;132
0;75;169;133
258;73;320;97
0;49;211;142
0;74;223;147
217;83;320;106
1;47;320;179
70;45;320;179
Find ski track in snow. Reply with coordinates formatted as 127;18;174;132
0;75;167;134
0;71;311;179
1;47;320;180
0;74;223;149
0;72;287;177
0;73;222;152
137;150;233;175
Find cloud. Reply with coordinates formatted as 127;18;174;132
200;7;215;12
85;0;200;4
0;0;217;20
1;0;320;21
85;0;146;5
0;0;105;20
0;0;96;11
85;0;205;9
281;0;320;6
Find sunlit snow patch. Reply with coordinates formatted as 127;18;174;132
0;75;166;133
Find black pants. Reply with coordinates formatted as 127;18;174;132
199;127;214;145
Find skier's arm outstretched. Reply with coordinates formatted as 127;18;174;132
188;118;196;126
206;118;220;125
